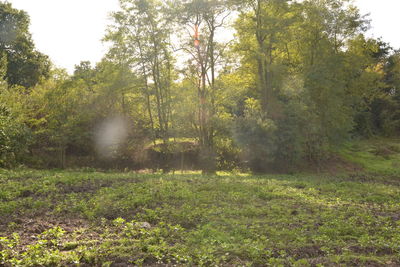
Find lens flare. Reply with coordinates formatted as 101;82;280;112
95;116;128;159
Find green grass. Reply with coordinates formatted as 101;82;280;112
1;165;400;266
338;138;400;175
146;137;197;147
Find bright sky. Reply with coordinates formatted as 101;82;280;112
6;0;400;73
8;0;120;73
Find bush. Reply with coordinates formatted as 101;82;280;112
0;105;31;167
273;100;308;170
232;98;277;173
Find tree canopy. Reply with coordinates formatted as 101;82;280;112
0;0;399;172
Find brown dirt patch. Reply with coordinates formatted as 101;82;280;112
291;245;326;259
0;216;90;246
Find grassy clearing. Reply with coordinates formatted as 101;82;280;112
338;138;400;175
1;139;400;266
1;165;400;266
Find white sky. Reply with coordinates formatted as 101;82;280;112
6;0;400;73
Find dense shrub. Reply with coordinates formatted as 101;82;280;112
233;98;277;173
0;105;31;167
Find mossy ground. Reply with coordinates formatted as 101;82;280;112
1;139;400;266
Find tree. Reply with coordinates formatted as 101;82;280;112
0;2;50;88
230;0;372;168
378;50;400;135
233;0;294;118
0;84;31;167
106;0;175;150
174;0;231;173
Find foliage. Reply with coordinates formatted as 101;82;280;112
233;98;277;172
1;164;400;265
0;0;399;172
1;1;400;265
0;104;31;168
0;2;50;88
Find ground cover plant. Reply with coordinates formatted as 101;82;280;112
338;138;400;176
1;143;400;266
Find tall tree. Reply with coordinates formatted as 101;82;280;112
234;0;293;118
0;2;50;88
175;0;230;173
106;0;174;146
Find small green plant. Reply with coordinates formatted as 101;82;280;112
1;166;400;265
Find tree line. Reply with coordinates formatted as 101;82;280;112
0;0;399;173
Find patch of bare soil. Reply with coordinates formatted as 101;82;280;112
0;216;90;246
56;180;114;194
291;245;326;259
322;155;364;174
56;177;141;194
345;173;400;186
372;146;397;159
294;154;364;175
349;245;395;256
